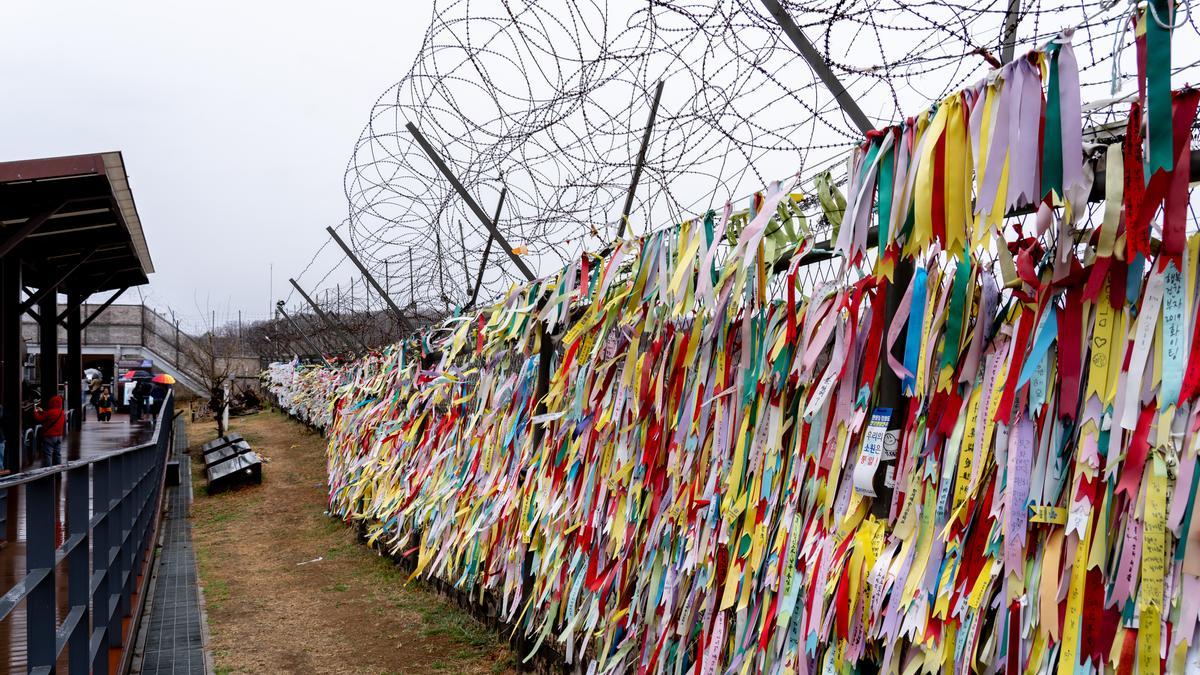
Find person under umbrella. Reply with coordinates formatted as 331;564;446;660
88;375;103;419
126;370;152;422
149;374;175;415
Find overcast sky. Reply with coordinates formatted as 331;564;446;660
0;1;430;331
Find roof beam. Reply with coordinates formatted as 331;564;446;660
80;286;129;329
0;206;110;226
758;0;874;135
27;222;118;238
20;250;96;312
0;201;69;259
0;177;111;221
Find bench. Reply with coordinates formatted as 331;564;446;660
199;433;263;492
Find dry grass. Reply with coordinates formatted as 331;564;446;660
190;410;516;675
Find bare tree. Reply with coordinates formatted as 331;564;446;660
179;314;238;436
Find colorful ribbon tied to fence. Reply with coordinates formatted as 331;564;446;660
267;18;1200;675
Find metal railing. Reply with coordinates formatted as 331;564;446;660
0;392;175;674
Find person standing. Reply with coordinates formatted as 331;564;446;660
32;395;66;466
97;388;113;422
130;379;151;423
138;379;153;421
149;381;167;414
129;381;142;422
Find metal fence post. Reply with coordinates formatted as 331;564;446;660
91;457;111;673
107;453;123;649
67;465;91;674
0;386;182;671
26;476;56;670
117;451;133;626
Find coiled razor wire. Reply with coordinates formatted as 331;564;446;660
311;0;1200;318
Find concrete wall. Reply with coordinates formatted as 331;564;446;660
21;303;263;393
22;302;145;345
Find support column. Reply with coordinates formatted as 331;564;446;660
38;291;58;404
1;257;22;473
66;291;83;430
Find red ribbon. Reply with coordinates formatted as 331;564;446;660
1160;89;1200;267
931;132;947;246
1057;285;1084;420
1123;104;1147;260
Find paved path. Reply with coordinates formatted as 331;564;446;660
0;412;157;672
132;417;210;675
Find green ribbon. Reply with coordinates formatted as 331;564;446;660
1042;44;1064;201
1147;0;1174;174
814;170;846;239
940;258;972;371
878;141;895;246
857;142;882;242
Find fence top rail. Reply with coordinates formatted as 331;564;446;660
0;392;174;489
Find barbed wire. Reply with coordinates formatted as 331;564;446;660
279;0;1200;324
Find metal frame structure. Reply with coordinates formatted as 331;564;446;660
288;278;368;353
0;152;155;472
0;394;175;674
616;80;665;239
758;0;874;135
325;227;414;333
276;302;333;367
405;123;536;281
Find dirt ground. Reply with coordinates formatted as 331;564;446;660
189;410;516;675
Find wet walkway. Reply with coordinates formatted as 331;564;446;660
0;413;157;672
131;416;209;675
